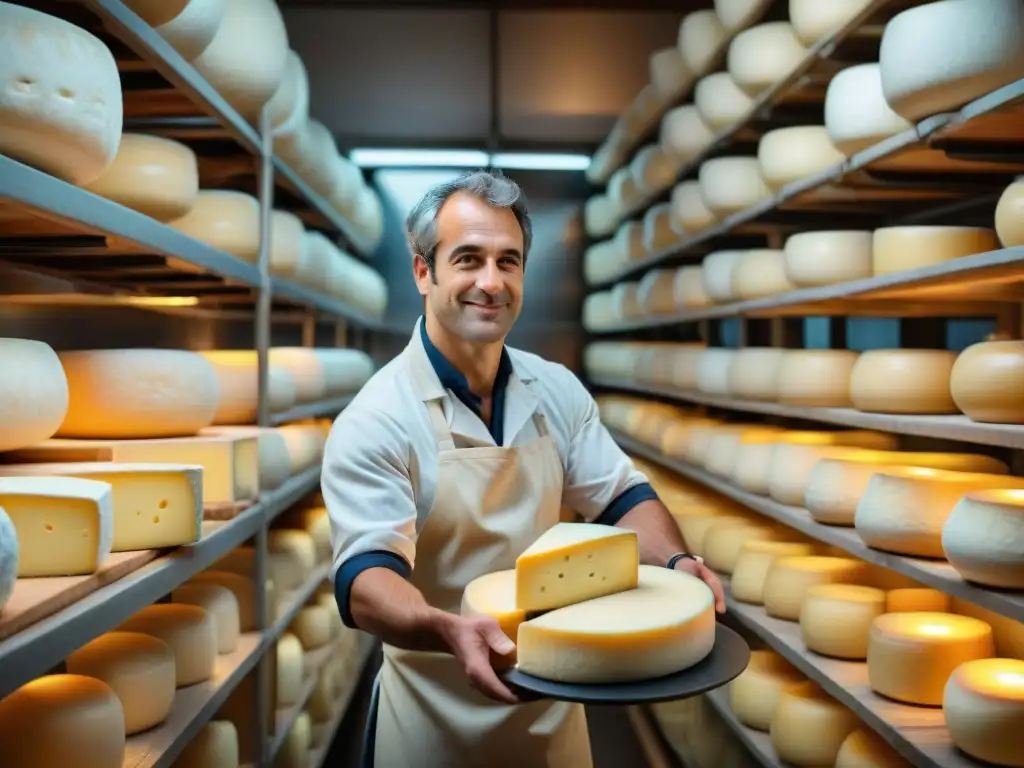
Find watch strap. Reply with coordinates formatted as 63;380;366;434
667;552;700;570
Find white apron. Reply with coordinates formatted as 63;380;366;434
362;395;593;768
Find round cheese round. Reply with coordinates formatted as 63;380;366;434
727;22;809;96
199;350;298;423
950;340;1024;423
702;522;782;574
763;555;872;621
824;63;913;156
705;425;786;474
584;195;618;239
632;145;677;194
276;633;304;706
121;0;224;61
783;230;873;286
278;711;312;768
775;349;860;407
698;156;771;216
696;348;737;396
266;50;309;133
868;612;995;706
729;650;805;731
694;72;754;132
677;10;728;76
715;0;773;32
731;540;817;604
731;249;796;300
643;206;678;257
650;47;691;101
757;126;845;190
835;727;911;768
609;167;639;212
850;349;958;415
953;597;1024;660
168;190;261;262
174;720;239;768
767;443;872;506
676;266;713;309
290;604;332;650
118;604;217;686
887;588;951;614
171;582;241;654
0;338;69;452
315;348;375;395
771;681;860;766
943;489;1024;589
995;179;1024;247
660;106;714;164
678;514;750;558
582;292;619;332
943;658;1024;767
789;0;873;45
0;507;16;611
269;528;317;585
728;347;786;400
872;226;999;275
800;584;886;660
701;250;745;302
268;348;328;403
56;349;220;439
671;180;718;232
615;220;646;263
189;569;258;631
636;269;676;317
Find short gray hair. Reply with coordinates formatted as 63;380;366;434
405;169;532;277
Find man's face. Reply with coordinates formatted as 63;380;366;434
414;191;525;344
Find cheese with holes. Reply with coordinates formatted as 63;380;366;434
951;341;1024;424
731;541;816;604
888;588;950;614
825;63;913;156
872;226;999;275
702;522;781;574
996;179;1024;247
715;0;772;31
677;10;728;76
168;190;261;262
0;461;201;551
800;584;886;660
729;650;804;731
944;658;1024;767
0;674;125;768
190;570;258;632
763;556;871;620
199;351;297;423
276;633;303;707
517;566;715;683
698;157;770;216
835;727;911;768
776;349;859;407
81;134;198;222
790;0;872;45
515;523;639;611
65;631;175;735
879;0;1024;122
771;682;859;766
758;126;845;190
696;349;737;396
290;605;331;650
943;490;1024;588
119;604;217;686
783;231;873;286
855;467;1024;558
0;476;113;577
671;181;718;232
660;107;713;165
172;582;241;654
732;249;796;299
805;451;1008;526
650;47;691;101
0;338;69;452
695;73;753;132
0;4;123;185
868;612;995;705
56;349;220;439
728;347;786;401
175;720;239;768
728;22;809;96
851;349;958;415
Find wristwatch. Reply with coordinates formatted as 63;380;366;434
666;552;702;570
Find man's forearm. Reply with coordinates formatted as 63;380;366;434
349;567;454;653
615;499;690;566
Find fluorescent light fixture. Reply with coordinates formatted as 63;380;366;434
490;152;590;171
350;148;591;172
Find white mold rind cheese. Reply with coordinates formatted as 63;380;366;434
789;0;873;46
0;338;69;452
943;658;1024;768
168;190;261;263
757;126;845;190
677;10;728;77
698;157;770;216
694;72;754;132
942;490;1024;589
825;63;913;156
727;22;808;97
950;340;1024;424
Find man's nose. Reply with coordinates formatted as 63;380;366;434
477;260;504;294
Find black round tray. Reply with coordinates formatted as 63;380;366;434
499;623;750;705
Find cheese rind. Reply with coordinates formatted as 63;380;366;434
789;0;873;45
0;476;113;577
762;556;871;621
0;507;17;610
677;10;728;76
835;727;911;768
850;350;958;415
727;22;808;97
887;588;950;614
731;249;796;300
200;350;298;423
825;63;913;156
670;180;718;232
783;231;873;286
943;658;1024;768
276;633;303;707
118;604;217;687
173;720;240;768
799;584;886;660
168;190;262;262
698;157;770;216
701;522;781;574
757;126;844;190
694;73;753;132
731;541;816;604
770;681;859;766
729;650;805;731
996;179;1024;248
950;340;1024;424
515;523;639;611
872;226;999;275
290;605;331;650
0;338;69;452
942;489;1024;589
190;569;259;632
701;250;745;303
172;582;241;654
775;350;859;407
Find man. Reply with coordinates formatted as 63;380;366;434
322;169;725;768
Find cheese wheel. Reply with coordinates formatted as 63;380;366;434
698;157;770;216
887;588;951;614
199;350;297;423
276;633;304;707
0;507;15;610
879;0;1024;122
727;22;809;97
660;106;714;164
118;604;217;686
670;180;718;232
789;0;872;45
121;0;224;61
770;681;859;766
631;145;677;194
696;348;737;396
268;348;328;403
175;720;239;768
268;209;308;281
611;281;643;321
56;349;219;439
715;0;772;32
268;529;317;588
805;451;1009;526
800;584;886;660
943;489;1024;589
835;728;911;768
609;167;639;211
996;179;1024;247
775;349;859;407
584;195;618;239
0;674;125;768
678;515;750;558
189;569;258;633
267;50;309;134
290;605;331;650
757;126;844;190
667;347;708;393
168;190;261;262
953;598;1024;661
850;349;957;415
0;4;123;186
731;249;796;300
634;270;675;317
869;612;995;706
650;47;691;101
642;206;678;257
783;230;873;286
314;348;374;395
872;226;999;275
677;10;728;76
727;347;785;400
944;658;1024;767
824;63;913;156
460;569;527;667
614;221;646;263
700;250;744;303
702;522;782;574
671;266;710;310
951;341;1024;423
729;650;805;731
0;338;69;452
694;72;754;132
768;444;870;506
277;710;312;768
763;556;872;621
731;540;817;604
705;425;785;474
660;416;719;458
172;582;241;654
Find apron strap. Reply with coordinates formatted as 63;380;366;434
426;398;457;451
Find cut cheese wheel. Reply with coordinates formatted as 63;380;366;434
868;612;995;706
515;523;639;611
678;515;750;558
276;633;303;707
727;22;809;97
0;4;122;186
0;338;69;452
168;190;261;262
642;205;678;257
951;340;1024;424
783;230;873;286
850;349;957;415
0;674;125;768
677;10;728;76
730;650;805;731
943;489;1024;588
172;582;241;654
944;658;1024;767
887;588;951;614
121;0;224;61
584;195;618;239
0;508;15;611
731;249;796;300
698;157;770;216
694;73;754;132
696;348;737;396
762;555;871;621
65;631;175;735
878;0;1024;122
517;565;716;684
650;47;691;101
996;179;1024;247
660;106;714;164
805;451;1009;527
460;569;526;668
775;349;859;407
118;604;217;686
800;584;886;659
835;727;911;768
0;476;113;577
758;126;844;190
702;522;782;574
200;350;297;423
770;681;859;766
56;349;220;438
789;0;872;45
189;570;259;632
174;720;239;768
675;266;712;309
670;180;718;232
825;63;913;156
701;250;745;303
872;226;999;275
715;0;772;32
731;540;817;604
855;467;1024;558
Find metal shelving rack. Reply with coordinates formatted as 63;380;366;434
0;1;392;764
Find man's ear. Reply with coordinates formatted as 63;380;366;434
412;253;430;296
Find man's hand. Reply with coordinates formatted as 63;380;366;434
439;613;520;705
674;556;727;614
